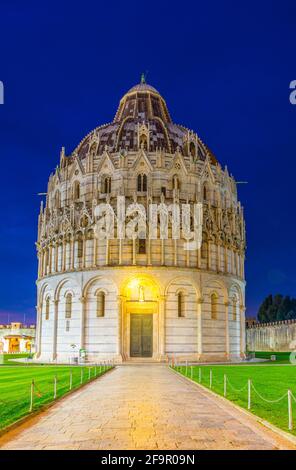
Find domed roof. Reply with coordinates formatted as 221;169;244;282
74;80;217;164
126;82;159;94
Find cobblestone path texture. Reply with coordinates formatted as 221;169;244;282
0;365;295;450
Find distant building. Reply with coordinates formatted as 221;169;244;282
0;322;36;353
245;317;258;328
246;319;296;352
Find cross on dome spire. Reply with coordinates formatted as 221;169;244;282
140;72;146;84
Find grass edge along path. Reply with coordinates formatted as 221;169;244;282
170;364;296;437
0;363;114;432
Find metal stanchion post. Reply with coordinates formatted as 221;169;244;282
29;379;34;412
248;379;251;410
54;375;57;399
69;370;73;390
288;389;293;431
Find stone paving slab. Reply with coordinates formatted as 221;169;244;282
0;365;295;450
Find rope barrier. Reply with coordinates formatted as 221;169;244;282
226;377;248;393
251;383;288;404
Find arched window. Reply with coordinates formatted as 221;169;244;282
73;181;80;200
138;239;146;254
232;296;237;321
77;236;83;259
96;291;105;317
54;190;61;209
45;297;50;320
211;293;218;320
173;175;180;191
201;241;208;259
139;134;148;150
143;174;147;192
104;177;111;194
203;185;207;201
137;174;142;192
65;293;72;319
137;174;147;192
189;142;196;158
177;292;185;318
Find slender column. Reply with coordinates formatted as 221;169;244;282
224;246;228;273
132;239;136;265
197;247;201;269
93;236;97;267
37;251;41;278
40;250;44;277
117;295;124;360
80;296;86;350
52;300;59;360
54;244;58;272
232;250;235;274
186;242;189;267
121;295;127;360
197;298;203;357
62;240;67;272
240;305;246;358
36;304;42;358
118;239;122;265
44;249;47;276
225;301;230;360
147;237;151;265
207;241;211;270
159;295;166;359
82;236;86;269
71;238;75;270
174;239;177;266
161;239;164;265
217;244;221;272
48;244;52;274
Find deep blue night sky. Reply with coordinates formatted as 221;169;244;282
0;0;295;324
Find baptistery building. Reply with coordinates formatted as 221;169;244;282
36;78;246;363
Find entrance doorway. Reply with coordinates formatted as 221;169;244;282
130;314;153;358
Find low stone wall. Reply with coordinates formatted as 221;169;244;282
246;319;296;352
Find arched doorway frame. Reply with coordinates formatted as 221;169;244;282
120;274;164;361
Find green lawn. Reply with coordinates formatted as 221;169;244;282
173;364;296;435
0;364;112;430
0;353;32;365
252;351;292;363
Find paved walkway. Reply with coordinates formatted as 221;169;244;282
0;365;294;450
